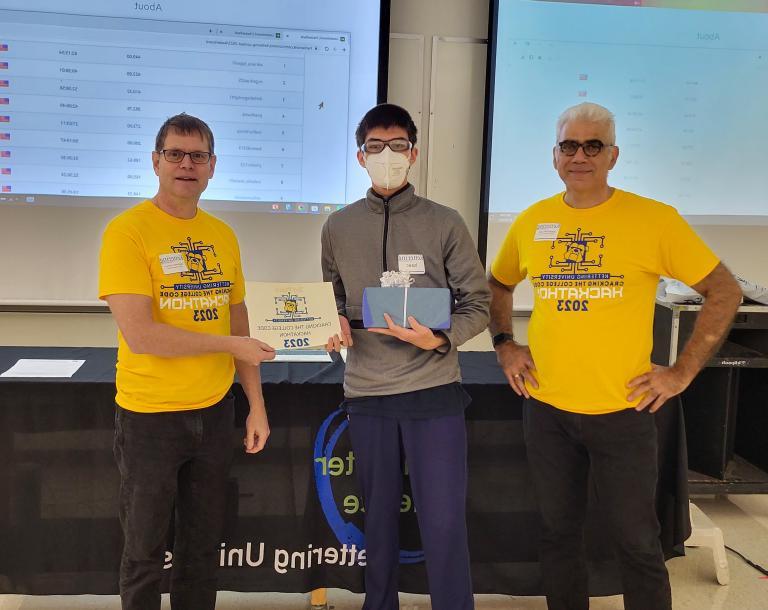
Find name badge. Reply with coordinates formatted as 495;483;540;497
398;254;425;274
159;253;188;274
534;223;560;241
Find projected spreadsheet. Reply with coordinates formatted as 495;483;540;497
0;9;350;205
488;1;768;217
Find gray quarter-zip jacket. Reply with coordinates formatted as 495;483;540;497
321;184;491;398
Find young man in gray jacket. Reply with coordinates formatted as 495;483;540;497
322;103;490;610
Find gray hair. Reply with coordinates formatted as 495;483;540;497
555;102;615;145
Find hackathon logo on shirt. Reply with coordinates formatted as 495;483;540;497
531;228;625;310
158;236;234;314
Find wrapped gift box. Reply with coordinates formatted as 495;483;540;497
362;287;451;329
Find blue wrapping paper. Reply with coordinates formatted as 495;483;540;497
362;287;451;329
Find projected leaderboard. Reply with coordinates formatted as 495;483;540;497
0;9;350;208
488;0;768;218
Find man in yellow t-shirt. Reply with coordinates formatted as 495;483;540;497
98;114;275;610
488;102;741;610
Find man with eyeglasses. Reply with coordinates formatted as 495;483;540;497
99;113;275;610
321;103;489;610
488;102;741;610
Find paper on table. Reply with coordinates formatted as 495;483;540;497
1;359;86;378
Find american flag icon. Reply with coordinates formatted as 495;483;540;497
0;62;7;69
0;44;7;51
0;168;10;175
1;185;11;192
0;116;8;122
0;80;8;87
0;133;9;140
0;150;9;157
0;98;8;105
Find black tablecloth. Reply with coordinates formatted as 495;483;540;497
0;347;690;596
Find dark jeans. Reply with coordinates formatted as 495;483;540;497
114;393;235;610
348;412;474;610
523;398;671;610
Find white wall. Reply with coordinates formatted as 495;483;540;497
389;0;488;237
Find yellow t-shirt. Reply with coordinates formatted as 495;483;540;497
491;189;719;414
98;200;245;413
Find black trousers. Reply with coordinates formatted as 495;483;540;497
523;398;671;610
113;393;235;610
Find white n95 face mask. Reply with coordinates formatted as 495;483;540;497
364;147;411;190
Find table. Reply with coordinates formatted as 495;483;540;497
653;301;768;493
0;347;690;596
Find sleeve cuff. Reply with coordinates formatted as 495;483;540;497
434;330;452;354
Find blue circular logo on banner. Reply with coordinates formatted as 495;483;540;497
313;408;424;564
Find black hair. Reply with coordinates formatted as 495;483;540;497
354;103;417;149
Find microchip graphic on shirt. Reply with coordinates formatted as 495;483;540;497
531;228;625;306
169;237;223;284
159;237;234;313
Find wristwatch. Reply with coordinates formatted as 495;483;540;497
492;332;515;347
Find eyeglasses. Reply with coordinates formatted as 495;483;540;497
158;149;212;164
557;140;611;157
361;138;412;154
